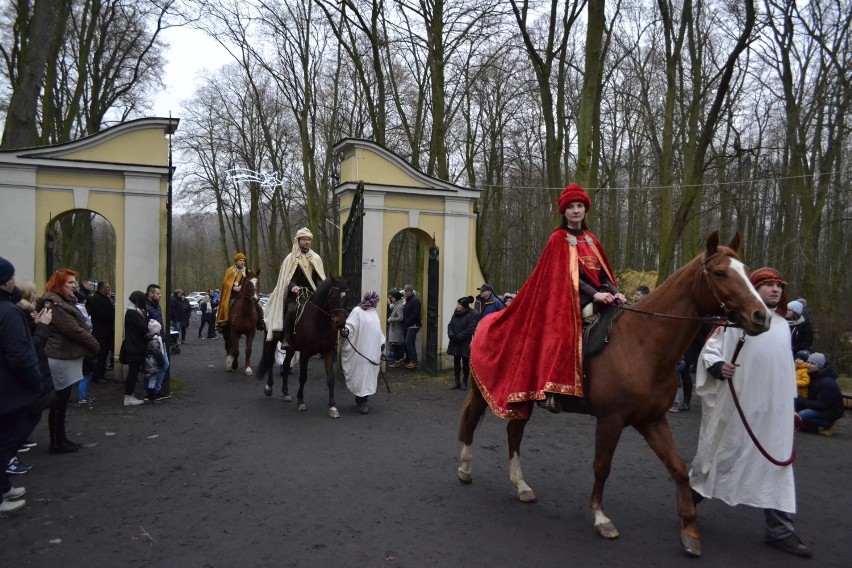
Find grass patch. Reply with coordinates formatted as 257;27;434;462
838;375;852;393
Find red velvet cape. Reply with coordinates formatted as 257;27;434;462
470;228;616;420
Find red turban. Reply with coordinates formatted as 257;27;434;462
558;183;591;214
749;267;787;315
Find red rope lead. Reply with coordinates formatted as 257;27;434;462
727;335;796;466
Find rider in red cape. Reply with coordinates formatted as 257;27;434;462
470;183;624;420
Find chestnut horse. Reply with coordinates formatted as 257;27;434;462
224;271;260;375
255;276;350;418
457;232;770;557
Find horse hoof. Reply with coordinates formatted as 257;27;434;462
328;406;340;419
457;468;472;484
263;385;272;397
297;403;307;411
518;488;537;503
245;367;253;376
225;356;234;371
681;531;701;558
283;395;292;402
595;521;620;540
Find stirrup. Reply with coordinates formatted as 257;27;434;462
544;393;562;414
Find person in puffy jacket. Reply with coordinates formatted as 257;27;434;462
42;269;99;454
142;320;166;401
795;352;844;436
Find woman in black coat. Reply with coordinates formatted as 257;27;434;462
170;290;192;342
447;296;477;390
121;291;149;406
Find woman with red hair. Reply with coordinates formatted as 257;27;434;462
42;269;99;453
470;183;625;419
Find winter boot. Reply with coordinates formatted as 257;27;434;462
451;372;461;390
461;375;468;390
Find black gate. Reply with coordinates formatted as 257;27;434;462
340;182;364;305
423;243;440;375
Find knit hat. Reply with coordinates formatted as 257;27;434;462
457;296;474;307
749;267;787;315
787;300;803;316
794;350;811;362
148;319;161;334
233;252;247;262
807;352;825;368
0;256;14;284
558;183;592;214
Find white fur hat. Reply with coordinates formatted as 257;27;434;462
148;319;161;334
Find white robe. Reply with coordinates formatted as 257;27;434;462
689;312;797;512
340;307;385;397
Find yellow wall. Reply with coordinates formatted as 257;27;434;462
59;128;170;166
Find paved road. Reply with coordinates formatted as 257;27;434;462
5;333;851;567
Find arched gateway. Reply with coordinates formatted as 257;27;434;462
334;138;484;374
0;117;178;361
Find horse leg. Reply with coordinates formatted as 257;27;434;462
635;417;701;557
229;336;239;371
457;383;488;484
324;353;339;419
279;350;293;401
224;329;234;371
244;330;255;376
296;356;309;411
590;416;625;540
507;418;536;502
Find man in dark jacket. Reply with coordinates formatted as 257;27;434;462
0;257;44;514
474;283;505;323
401;285;421;370
87;281;115;383
795;352;844;436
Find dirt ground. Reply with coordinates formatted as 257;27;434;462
4;333;851;568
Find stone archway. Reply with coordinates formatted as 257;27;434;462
0;117;177;359
334;138;484;372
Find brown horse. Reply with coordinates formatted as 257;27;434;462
457;232;770;558
255;276;350;418
224;270;260;375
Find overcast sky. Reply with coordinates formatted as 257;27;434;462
150;26;232;118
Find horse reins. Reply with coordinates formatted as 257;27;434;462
726;334;796;466
341;334;391;393
617;255;739;327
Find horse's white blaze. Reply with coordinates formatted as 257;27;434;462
249;277;259;300
729;258;766;306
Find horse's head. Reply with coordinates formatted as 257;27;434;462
698;231;769;336
243;270;260;301
326;276;350;330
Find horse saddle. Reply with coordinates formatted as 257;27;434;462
582;304;623;360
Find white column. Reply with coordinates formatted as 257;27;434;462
0;166;38;281
361;191;386;297
123;174;163;294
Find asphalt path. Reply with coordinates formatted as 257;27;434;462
4;333;851;567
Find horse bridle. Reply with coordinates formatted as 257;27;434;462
299;286;349;321
616;252;736;327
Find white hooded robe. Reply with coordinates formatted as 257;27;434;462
340;307;385;397
689;312;797;512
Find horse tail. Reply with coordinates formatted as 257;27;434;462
256;335;275;377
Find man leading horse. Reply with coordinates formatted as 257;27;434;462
216;252;264;333
264;228;326;346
